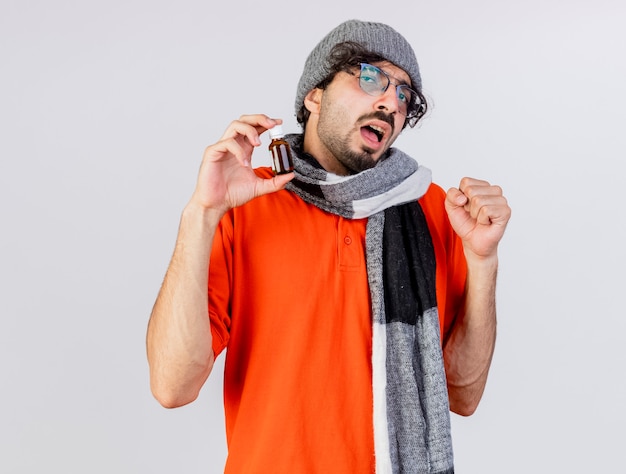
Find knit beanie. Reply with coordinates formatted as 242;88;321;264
295;19;422;117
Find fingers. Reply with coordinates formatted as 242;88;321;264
447;178;510;226
204;115;283;168
445;177;511;261
446;186;468;207
255;171;296;197
221;115;282;145
202;137;251;169
458;177;503;202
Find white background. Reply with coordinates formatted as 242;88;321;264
1;0;625;472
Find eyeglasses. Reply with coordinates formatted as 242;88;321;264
352;63;425;123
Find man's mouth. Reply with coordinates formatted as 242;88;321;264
362;124;385;143
358;112;395;148
364;125;385;143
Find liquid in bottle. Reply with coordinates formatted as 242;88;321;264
268;125;294;175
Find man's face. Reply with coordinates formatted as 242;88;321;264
314;61;410;174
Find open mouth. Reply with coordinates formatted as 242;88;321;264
362;124;385;143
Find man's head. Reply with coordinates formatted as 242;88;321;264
295;19;426;129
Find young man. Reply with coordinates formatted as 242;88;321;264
147;19;511;473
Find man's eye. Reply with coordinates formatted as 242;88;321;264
398;87;412;104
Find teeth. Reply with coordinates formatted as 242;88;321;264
367;125;385;142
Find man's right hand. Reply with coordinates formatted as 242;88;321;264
189;114;295;217
147;114;295;408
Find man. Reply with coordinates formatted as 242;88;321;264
147;19;511;474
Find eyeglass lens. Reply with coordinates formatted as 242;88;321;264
359;63;416;114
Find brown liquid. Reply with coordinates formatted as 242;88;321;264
268;138;294;175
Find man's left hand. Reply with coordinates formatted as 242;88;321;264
445;177;511;261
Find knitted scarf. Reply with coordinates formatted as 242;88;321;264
285;135;454;474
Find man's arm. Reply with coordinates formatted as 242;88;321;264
146;204;221;408
146;115;294;408
443;177;511;416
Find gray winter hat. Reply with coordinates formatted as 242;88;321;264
295;19;422;116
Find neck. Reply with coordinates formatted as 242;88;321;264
302;123;352;176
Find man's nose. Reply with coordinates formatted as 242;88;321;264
374;85;400;114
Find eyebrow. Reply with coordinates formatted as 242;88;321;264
378;65;412;88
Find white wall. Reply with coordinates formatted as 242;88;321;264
1;0;624;472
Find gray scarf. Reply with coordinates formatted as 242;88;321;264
285;134;454;473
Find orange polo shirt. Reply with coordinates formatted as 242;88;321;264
208;167;466;473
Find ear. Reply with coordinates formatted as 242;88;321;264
303;88;323;114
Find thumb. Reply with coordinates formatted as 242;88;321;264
445;187;468;212
255;172;295;198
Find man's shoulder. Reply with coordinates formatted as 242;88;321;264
419;182;447;213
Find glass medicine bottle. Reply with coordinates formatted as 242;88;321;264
268;125;294;175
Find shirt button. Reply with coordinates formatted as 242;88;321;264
344;236;352;245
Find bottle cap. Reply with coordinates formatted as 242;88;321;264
269;125;284;139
